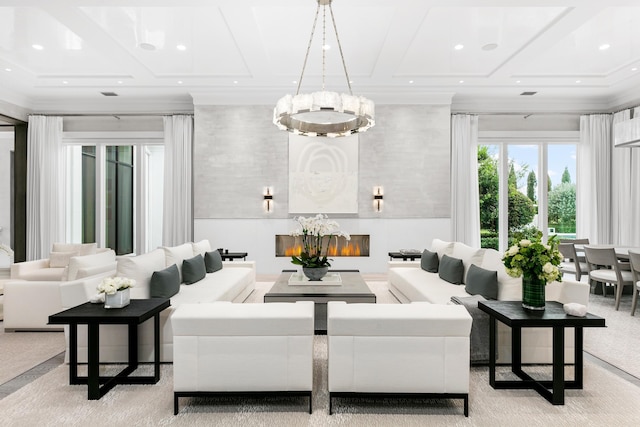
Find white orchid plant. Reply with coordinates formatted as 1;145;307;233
97;276;135;295
290;214;350;268
502;234;563;284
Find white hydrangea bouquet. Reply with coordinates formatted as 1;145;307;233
97;276;136;295
290;214;350;268
502;235;563;283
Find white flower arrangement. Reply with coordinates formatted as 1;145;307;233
502;235;563;284
290;214;350;268
97;276;135;295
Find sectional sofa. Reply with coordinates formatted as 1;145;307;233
59;239;256;363
388;239;590;364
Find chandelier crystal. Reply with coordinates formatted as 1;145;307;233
273;0;375;137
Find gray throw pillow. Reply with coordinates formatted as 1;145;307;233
420;249;439;273
465;264;498;300
204;250;223;273
150;264;180;298
182;254;206;284
438;254;464;285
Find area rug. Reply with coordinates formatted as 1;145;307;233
0;331;65;385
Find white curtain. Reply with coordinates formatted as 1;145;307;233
631;107;640;246
611;109;632;245
26;115;65;260
577;114;611;244
451;114;480;247
162;115;193;246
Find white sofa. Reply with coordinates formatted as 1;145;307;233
59;240;256;363
172;301;314;414
3;249;117;331
388;239;591;364
327;301;472;416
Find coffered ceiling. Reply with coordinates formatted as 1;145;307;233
1;0;640;113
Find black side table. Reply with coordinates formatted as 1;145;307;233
49;298;171;400
478;300;605;405
221;252;248;261
388;252;422;261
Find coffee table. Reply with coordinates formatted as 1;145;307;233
264;270;376;334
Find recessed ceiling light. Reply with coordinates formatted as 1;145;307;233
292;80;297;84
409;80;414;84
177;80;183;84
176;44;187;51
4;68;11;72
459;80;464;84
454;44;464;50
32;44;44;50
233;80;238;84
322;44;331;50
575;80;581;83
516;80;521;83
63;81;68;84
139;42;156;51
632;67;638;71
117;80;123;84
599;43;610;51
482;43;498;51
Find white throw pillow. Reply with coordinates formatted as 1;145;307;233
49;251;77;268
66;250;116;281
431;239;454;259
452;242;486;283
117;249;166;299
161;243;196;282
191;239;212;256
52;242;97;255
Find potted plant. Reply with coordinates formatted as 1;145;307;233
290;214;350;281
502;233;563;310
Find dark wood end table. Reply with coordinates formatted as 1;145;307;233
478;300;605;405
220;252;248;261
388;252;422;261
49;298;171;400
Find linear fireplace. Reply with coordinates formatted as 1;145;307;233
275;234;370;257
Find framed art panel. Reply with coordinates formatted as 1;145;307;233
288;134;358;214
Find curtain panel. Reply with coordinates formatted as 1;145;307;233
162;115;194;246
631;107;640;246
611;110;632;245
26;115;65;260
577;114;611;244
451;114;480;247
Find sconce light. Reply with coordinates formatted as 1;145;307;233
263;187;274;213
373;186;384;212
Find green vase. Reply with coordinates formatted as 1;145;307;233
522;274;546;311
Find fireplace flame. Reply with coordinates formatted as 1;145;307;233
284;243;361;257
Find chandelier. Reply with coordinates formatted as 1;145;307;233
273;0;375;138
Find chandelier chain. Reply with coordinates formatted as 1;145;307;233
296;2;321;96
322;5;327;91
329;3;353;96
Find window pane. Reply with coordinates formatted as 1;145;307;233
547;145;576;239
105;146;134;255
478;145;499;249
81;146;96;243
507;145;538;245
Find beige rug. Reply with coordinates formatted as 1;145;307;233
0;330;65;385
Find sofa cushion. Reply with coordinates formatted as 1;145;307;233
116;249;166;299
161;243;194;282
150;264;181;298
438;254;464;285
480;248;522;300
465;264;498;300
191;239;212;256
182;254;206;285
420;249;439;273
52;242;97;256
66;250;116;281
205;251;223;273
431;239;454;259
18;268;66;281
451;242;485;283
49;251;77;268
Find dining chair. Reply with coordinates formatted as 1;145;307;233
560;238;590;263
558;243;588;281
628;251;640;316
584;246;634;311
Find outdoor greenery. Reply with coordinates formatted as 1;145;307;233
478;146;576;249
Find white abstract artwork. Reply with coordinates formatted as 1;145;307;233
289;134;358;214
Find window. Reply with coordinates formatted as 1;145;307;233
478;133;578;251
65;132;164;255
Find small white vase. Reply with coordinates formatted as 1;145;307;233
104;288;131;309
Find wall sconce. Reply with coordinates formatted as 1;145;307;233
263;187;274;213
373;186;384;212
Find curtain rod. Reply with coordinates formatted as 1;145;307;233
28;113;193;117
